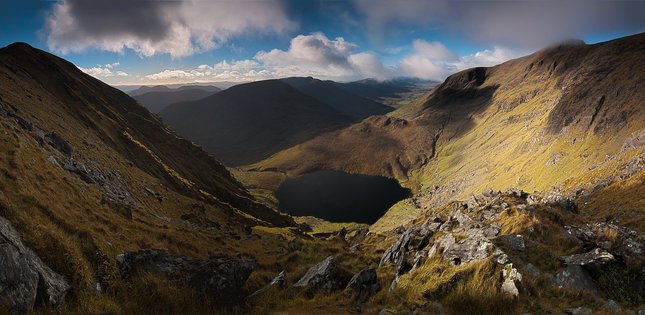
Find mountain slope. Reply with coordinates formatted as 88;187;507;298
248;33;645;229
280;77;393;119
159;80;353;166
133;87;220;113
0;42;305;310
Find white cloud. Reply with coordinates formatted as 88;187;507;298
140;35;527;84
78;62;128;78
45;0;296;58
396;40;525;80
256;33;358;78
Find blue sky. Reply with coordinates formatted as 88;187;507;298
1;0;643;85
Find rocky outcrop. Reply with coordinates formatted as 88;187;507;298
0;216;70;314
560;248;615;271
294;256;350;293
116;248;254;300
565;223;644;267
346;268;380;302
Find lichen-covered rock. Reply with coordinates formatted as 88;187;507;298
116;248;254;300
0;216;70;314
294;256;350;293
501;263;522;297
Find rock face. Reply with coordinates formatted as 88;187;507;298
345;268;380;302
294;256;350;293
0;216;70;314
116;248;254;301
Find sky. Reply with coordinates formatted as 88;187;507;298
0;0;643;86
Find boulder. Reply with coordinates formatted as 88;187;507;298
345;268;380;301
294;256;350;293
498;235;526;252
501;263;522;297
552;265;601;296
560;248;615;271
116;248;254;300
0;216;70;314
438;231;492;265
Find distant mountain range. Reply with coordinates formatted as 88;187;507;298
159;80;355;166
154;76;429;166
131;86;221;113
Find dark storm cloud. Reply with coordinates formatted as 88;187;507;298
65;0;177;42
45;0;295;57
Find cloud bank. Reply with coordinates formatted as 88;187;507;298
141;34;526;83
353;0;645;48
46;0;295;58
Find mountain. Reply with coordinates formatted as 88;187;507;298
280;77;393;119
248;33;645;229
159;80;354;166
0;42;306;311
132;87;221;113
128;84;221;97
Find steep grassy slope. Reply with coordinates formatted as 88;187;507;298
132;87;220;113
247;33;645;230
160;80;353;166
280;77;393;119
0;42;303;312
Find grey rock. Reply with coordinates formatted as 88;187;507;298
526;194;540;205
564;307;592;315
294;256;350;293
560;248;615;270
507;188;526;198
116;248;254;299
411;250;426;271
346;268;380;301
0;216;70;314
542;192;577;212
501;263;522;297
437;231;492;265
498;234;526;251
552;265;601;296
493;247;510;265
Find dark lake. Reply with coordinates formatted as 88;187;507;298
275;170;411;224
